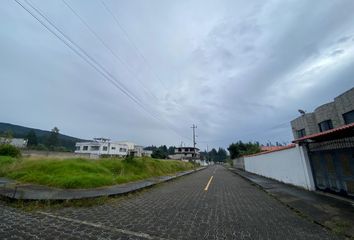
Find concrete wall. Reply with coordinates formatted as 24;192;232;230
290;87;354;139
334;87;354;125
314;102;341;128
232;157;245;170
244;145;315;190
291;113;318;138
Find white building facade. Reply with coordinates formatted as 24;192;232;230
75;138;151;158
0;138;28;148
75;140;129;157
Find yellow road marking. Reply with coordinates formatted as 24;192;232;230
204;176;214;191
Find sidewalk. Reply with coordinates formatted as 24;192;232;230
229;168;354;238
0;167;206;201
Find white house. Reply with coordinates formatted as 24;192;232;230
75;138;129;157
75;138;151;158
0;138;28;148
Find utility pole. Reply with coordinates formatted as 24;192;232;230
206;144;209;162
191;124;197;159
191;124;197;148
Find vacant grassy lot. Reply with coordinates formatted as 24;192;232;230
0;156;195;189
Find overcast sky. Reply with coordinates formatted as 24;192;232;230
1;0;354;150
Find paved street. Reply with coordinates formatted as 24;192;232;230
0;165;340;240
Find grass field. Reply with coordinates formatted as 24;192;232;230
0;156;195;189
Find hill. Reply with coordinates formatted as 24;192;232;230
0;122;86;151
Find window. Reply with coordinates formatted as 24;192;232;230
119;148;127;152
83;146;88;151
102;146;108;151
111;147;116;150
75;146;80;151
318;119;333;132
343;110;354;124
90;146;100;151
297;129;306;138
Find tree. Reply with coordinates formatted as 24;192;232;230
46;127;60;149
149;145;178;159
0;130;13;145
209;148;218;162
26;130;38;146
144;145;157;151
227;143;241;159
151;148;166;159
168;146;176;155
228;141;261;159
216;148;227;162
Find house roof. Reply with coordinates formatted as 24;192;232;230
293;122;354;143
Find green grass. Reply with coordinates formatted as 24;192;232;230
0;156;195;189
0;156;17;176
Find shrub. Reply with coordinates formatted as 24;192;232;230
0;144;21;158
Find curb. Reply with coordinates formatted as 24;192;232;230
0;167;207;201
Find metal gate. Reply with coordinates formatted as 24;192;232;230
308;137;354;197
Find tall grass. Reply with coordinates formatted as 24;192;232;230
0;156;195;189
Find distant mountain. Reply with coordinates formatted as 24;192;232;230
0;122;87;151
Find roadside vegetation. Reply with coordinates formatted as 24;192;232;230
0;144;22;158
0;155;195;189
227;141;261;159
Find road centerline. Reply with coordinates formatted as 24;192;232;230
204;176;214;191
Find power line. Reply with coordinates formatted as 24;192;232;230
19;0;143;108
61;0;159;102
99;0;168;90
15;1;163;130
15;0;192;141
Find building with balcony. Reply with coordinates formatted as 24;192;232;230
169;147;200;160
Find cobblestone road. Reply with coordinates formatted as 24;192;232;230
0;165;340;240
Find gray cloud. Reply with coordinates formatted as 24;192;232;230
1;0;354;150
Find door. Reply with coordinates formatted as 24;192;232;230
310;149;354;197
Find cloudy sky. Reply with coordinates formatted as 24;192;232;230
1;0;354;150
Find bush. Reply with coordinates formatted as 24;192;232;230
0;144;21;158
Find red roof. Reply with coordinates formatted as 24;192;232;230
260;146;287;151
244;144;296;157
293;122;354;143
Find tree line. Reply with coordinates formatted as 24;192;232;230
0;127;70;152
144;145;229;162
